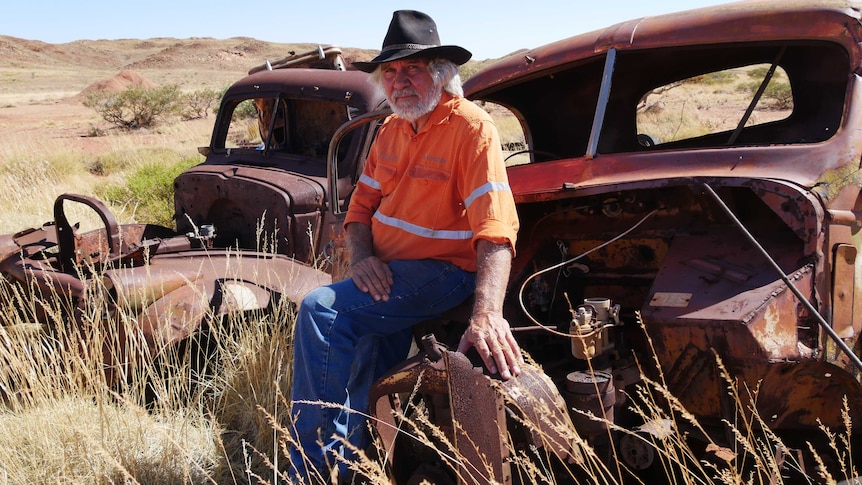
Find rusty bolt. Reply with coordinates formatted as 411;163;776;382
421;334;444;362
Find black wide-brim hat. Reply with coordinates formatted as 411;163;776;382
352;10;472;73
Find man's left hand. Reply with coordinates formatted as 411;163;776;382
457;311;522;380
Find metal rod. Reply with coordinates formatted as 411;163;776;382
727;46;786;146
586;48;616;159
701;182;862;373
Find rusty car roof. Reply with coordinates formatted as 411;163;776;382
224;68;385;112
459;0;862;201
465;0;862;97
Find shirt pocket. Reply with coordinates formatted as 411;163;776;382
373;160;398;194
406;164;457;219
407;163;451;182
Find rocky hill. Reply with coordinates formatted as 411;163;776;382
0;35;380;107
0;35;375;72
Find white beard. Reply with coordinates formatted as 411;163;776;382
389;83;443;123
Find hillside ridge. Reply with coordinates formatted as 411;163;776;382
0;35;377;72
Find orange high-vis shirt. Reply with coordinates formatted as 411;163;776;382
344;93;519;273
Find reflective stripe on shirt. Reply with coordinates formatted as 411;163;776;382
464;181;511;208
373;212;474;240
358;173;381;191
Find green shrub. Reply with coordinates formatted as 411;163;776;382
688;70;736;85
97;155;200;227
88;147;187;176
231;98;258;120
737;79;793;109
84;84;181;129
763;81;793;109
179;88;221;120
748;66;771;79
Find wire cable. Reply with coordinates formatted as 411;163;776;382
513;208;659;337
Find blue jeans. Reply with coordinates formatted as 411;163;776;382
289;259;476;482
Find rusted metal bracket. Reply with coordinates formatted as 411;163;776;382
53;193;126;272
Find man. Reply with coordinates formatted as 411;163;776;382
289;10;522;482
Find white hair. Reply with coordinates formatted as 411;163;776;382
428;58;464;97
368;58;464;97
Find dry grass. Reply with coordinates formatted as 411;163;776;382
0;397;220;483
0;232;857;484
0;116;210;232
637;65;791;144
0;264;297;484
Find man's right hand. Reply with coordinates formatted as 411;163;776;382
351;255;393;301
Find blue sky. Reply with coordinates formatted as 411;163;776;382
2;0;733;60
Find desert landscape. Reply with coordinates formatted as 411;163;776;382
0;36;382;483
0;35;381;150
0;35;381;231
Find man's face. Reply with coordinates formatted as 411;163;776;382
380;58;442;123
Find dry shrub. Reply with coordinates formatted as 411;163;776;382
84;85;182;130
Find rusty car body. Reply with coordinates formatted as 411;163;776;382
351;1;862;483
0;46;385;383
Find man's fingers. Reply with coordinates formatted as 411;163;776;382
458;331;521;380
352;258;392;301
472;338;499;376
487;336;518;380
371;262;393;286
502;331;523;374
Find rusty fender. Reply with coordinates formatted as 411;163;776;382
368;335;580;485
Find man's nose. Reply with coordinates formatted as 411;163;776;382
393;69;411;88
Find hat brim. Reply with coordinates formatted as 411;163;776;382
352;45;472;73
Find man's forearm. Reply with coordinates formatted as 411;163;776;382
345;222;374;266
459;238;522;379
472;239;512;317
345;222;393;301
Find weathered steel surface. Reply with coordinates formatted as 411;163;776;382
368;336;580;484
456;0;862;475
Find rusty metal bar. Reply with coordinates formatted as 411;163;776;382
701;182;862;373
327;109;392;214
53;193;123;271
727;46;786;145
586;48;616;160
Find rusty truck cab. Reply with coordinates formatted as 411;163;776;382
175;60;386;266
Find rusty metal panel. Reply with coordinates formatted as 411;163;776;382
225;69;383;114
644;230;808;341
174;166;324;261
148;249;329;305
833;244;858;339
758;361;862;431
640;227;821;422
368;338;580;484
446;350;509;485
